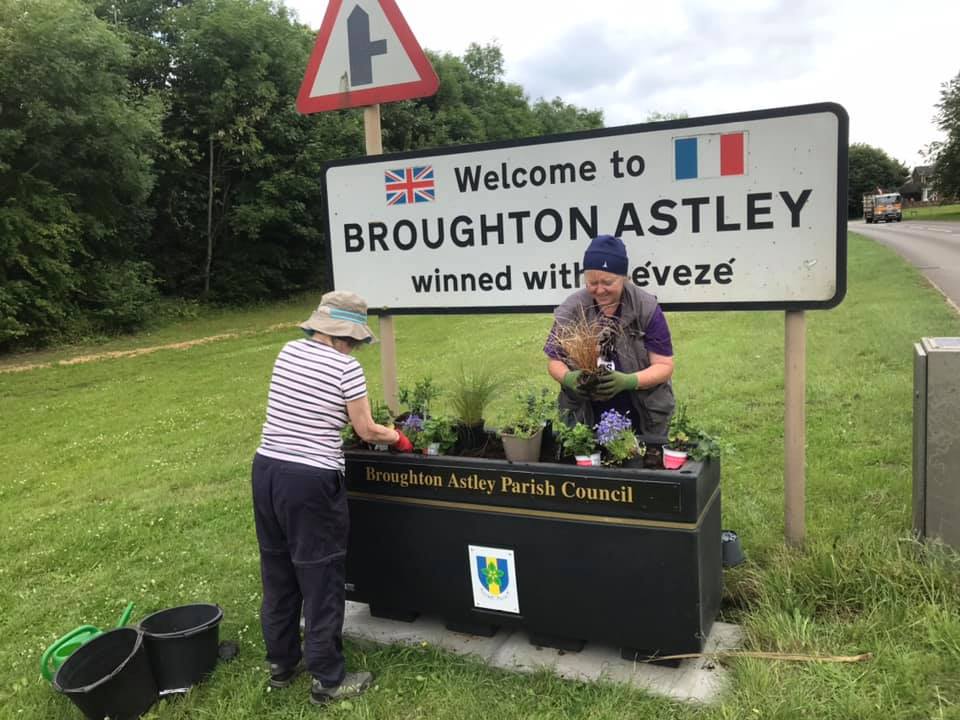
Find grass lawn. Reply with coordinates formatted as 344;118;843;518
903;202;960;222
2;233;960;719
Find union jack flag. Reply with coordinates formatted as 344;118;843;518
385;166;435;205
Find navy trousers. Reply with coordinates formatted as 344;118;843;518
252;453;348;686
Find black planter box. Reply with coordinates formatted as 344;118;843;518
344;450;722;658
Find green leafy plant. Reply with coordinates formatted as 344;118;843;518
371;400;394;427
419;416;458;454
340;424;358;444
399;377;441;418
668;404;723;461
501;388;553;439
556;421;597;457
450;364;500;427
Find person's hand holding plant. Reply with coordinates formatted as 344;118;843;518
592;371;638;400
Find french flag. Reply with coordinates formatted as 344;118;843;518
674;132;747;180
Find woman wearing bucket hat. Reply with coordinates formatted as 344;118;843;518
544;235;676;439
252;291;412;705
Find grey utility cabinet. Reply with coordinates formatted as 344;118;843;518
913;337;960;549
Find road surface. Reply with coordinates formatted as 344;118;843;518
852;219;960;311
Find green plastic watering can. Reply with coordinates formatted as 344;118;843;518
40;602;135;682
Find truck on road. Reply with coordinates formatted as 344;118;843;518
863;192;902;223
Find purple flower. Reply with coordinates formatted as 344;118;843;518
402;414;424;432
595;410;632;446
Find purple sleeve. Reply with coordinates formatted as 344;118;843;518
543;320;565;361
644;307;673;356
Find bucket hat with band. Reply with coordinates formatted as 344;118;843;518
299;291;377;344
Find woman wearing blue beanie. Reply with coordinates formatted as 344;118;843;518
543;235;675;438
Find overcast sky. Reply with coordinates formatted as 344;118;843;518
287;0;959;168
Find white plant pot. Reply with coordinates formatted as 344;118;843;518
663;448;688;469
574;453;602;467
373;443;389;451
424;442;440;456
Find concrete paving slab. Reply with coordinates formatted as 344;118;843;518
343;601;742;704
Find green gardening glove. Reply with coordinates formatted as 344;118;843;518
561;370;589;397
592;370;638;400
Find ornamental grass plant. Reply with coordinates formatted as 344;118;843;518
550;310;619;392
449;363;500;427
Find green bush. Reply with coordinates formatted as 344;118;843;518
78;260;160;333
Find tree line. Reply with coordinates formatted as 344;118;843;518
0;0;602;352
928;71;960;200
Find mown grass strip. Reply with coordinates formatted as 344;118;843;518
2;233;959;719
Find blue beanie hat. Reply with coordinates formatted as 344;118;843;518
583;235;628;276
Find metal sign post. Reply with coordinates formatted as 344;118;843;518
784;310;806;546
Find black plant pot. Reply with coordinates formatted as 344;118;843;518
455;422;487;455
721;530;745;567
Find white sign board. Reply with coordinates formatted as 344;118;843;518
323;103;848;312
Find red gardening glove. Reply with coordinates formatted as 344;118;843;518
392;430;414;453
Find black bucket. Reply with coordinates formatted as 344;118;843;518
53;627;158;720
139;603;223;694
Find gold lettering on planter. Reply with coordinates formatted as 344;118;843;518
500;476;557;497
561;481;634;504
447;473;497;495
361;464;637;507
365;466;444;489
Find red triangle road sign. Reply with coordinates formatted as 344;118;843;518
296;0;439;114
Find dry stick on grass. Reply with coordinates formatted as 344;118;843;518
637;650;873;664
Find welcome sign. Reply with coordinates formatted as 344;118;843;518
322;103;848;313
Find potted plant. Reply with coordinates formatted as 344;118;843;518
556;421;600;466
450;364;500;453
419;416;457;456
499;388;554;463
595;409;644;466
664;404;723;469
399;413;425;452
398;377;441;420
664;404;692;469
371;400;394;451
340;423;362;450
551;310;620;395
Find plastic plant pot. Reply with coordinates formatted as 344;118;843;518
721;530;745;567
139;604;223;695
662;448;688;470
424;443;440;456
575;455;593;467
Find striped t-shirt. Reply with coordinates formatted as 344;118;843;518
256;339;367;471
